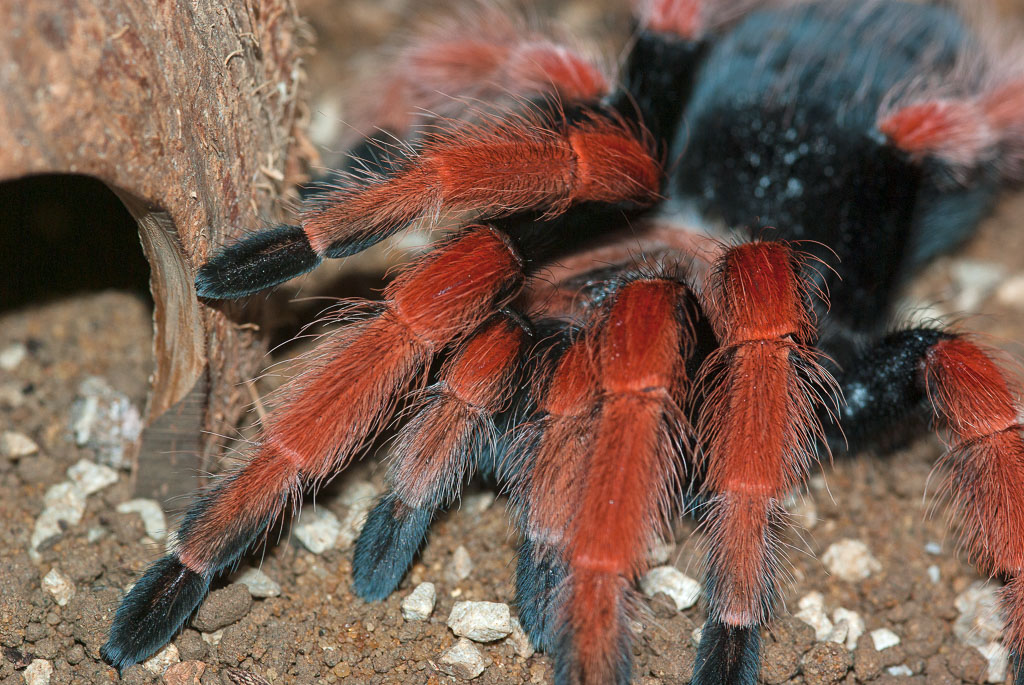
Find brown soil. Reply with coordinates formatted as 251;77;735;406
3;3;1024;685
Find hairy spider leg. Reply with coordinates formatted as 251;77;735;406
542;278;696;685
692;242;835;685
509;332;601;653
351;312;530;600
102;225;525;669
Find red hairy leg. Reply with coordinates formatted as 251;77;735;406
389;312;530;510
878;77;1024;174
302;112;661;257
359;5;609;139
922;337;1024;657
696;242;832;630
560;278;696;685
522;335;600;549
178;225;525;571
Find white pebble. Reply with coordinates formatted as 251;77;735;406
41;568;75;606
66;459;118;497
832;608;865;650
639;566;701;611
338;480;378;507
200;629;224;646
954;582;1004;648
1;431;38;457
795;592;833;641
996;273;1024;308
448;601;513;642
293;507;341;554
927;565;940;583
30;482;86;555
335;483;377;548
783;492;818;529
0;382;26;408
401;582;436;621
142;643;180;674
690;627;703;647
924;541;942;555
116;499;167;540
68;376;143;470
886;665;913;677
447;545;474;583
870;628;900;651
952;260;1006;310
438;638;489;680
0;343;27;371
462;492;495;515
822;539;881;581
825;620;848;647
648;541;676;566
22;659;52;685
231;567;281;598
979;640;1009;683
506;617;535;659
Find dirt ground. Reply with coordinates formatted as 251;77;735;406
4;2;1024;685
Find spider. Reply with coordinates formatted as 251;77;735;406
102;0;1024;682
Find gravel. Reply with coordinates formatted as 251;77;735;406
142;643;180;675
871;627;901;651
821;538;882;581
191;583;252;633
439;638;490;680
292;506;341;553
447;545;474;583
231;566;282;599
40;567;74;607
639;565;701;611
400;582;436;621
447;601;513;643
0;430;38;457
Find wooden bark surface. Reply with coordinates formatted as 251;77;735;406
0;0;308;500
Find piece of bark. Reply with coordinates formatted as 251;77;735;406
0;0;309;501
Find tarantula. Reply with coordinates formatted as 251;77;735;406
102;0;1024;682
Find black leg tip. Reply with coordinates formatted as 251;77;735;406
195;224;321;299
352;493;433;602
101;555;209;670
692;618;761;685
514;538;566;653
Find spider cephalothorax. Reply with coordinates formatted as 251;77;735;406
102;1;1024;683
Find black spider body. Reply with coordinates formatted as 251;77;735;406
102;2;1024;683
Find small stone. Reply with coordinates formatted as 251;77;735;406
160;660;205;685
31;482;86;555
927;565;940;583
0;343;27;370
639;566;701;611
951;259;1006;310
924;541;942;555
448;601;513;642
648;541;676;566
41;568;75;606
978;641;1009;683
831;608;865;650
68;376;143;470
870;628;900;651
447;545;474;583
506;617;535;659
822;539;881;581
996;273;1024;308
954;582;1004;648
191;584;252;633
825;620;848;648
115;499;167;540
886;664;913;677
1;431;38;457
22;659;52;685
142;643;180;674
795;592;833;641
231;567;281;598
462;492;495;515
783;491;818;529
293;507;340;554
66;459;118;497
401;582;436;621
200;629;224;646
438;638;489;680
690;627;703;647
335;480;378;548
